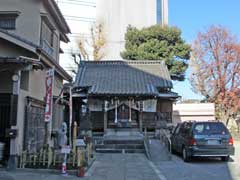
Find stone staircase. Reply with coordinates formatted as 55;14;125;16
95;129;145;154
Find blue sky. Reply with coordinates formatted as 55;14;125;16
169;0;240;100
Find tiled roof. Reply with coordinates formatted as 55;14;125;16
75;61;176;97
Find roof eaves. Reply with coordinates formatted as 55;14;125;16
0;56;43;69
0;28;38;53
44;0;71;34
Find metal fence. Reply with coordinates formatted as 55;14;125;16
0;94;11;161
0;142;4;161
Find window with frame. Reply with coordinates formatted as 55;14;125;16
41;21;54;46
0;13;18;30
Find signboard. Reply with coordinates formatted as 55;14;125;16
76;139;86;147
44;69;54;122
143;100;157;112
61;145;71;154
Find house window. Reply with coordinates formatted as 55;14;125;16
41;21;54;46
0;13;18;30
40;19;55;57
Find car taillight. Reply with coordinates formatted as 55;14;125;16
189;138;197;146
229;137;234;145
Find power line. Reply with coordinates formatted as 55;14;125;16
64;15;96;23
58;0;96;5
68;34;91;39
64;15;95;20
65;18;95;23
57;0;96;7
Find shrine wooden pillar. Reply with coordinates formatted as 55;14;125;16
103;101;108;133
139;101;143;133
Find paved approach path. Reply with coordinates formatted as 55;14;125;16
85;153;161;180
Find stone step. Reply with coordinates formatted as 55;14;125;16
105;130;142;137
104;139;144;145
96;148;145;154
106;128;140;132
105;132;142;136
95;144;144;149
108;125;139;129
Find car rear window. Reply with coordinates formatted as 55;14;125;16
193;122;229;135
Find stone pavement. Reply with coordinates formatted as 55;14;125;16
85;153;161;180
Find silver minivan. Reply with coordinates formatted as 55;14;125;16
171;121;235;162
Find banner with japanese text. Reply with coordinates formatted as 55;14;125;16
44;69;54;122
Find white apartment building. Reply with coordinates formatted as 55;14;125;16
96;0;168;59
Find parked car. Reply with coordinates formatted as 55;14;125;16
170;121;235;162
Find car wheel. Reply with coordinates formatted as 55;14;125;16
182;147;191;162
221;156;230;162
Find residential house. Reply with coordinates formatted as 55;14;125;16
0;0;71;166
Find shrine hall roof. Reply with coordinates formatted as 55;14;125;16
74;60;177;98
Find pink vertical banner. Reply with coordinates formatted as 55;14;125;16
69;86;73;147
69;87;72;127
44;69;54;122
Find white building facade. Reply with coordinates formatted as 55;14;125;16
96;0;168;60
172;103;216;125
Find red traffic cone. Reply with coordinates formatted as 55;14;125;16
61;162;67;175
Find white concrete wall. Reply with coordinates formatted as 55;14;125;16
97;0;165;60
172;103;215;125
